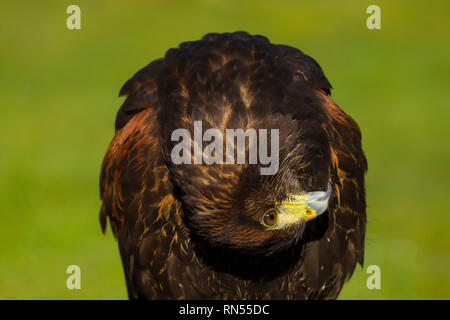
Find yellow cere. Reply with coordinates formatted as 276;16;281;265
274;194;318;228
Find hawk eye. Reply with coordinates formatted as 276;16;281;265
262;209;279;228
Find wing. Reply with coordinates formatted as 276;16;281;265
318;88;367;268
100;61;187;297
265;47;366;299
100;59;207;298
100;107;163;298
291;89;367;299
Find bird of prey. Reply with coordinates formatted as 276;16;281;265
100;32;367;299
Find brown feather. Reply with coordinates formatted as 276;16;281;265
99;32;367;299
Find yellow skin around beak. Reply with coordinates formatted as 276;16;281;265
274;195;317;230
264;183;332;230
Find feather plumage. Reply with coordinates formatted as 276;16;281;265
100;32;367;299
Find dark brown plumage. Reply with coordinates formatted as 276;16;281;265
100;32;367;299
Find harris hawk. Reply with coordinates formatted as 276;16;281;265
99;32;367;299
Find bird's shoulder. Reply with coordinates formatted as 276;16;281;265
99;107;176;236
316;89;367;267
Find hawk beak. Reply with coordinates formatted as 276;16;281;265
276;182;332;224
305;182;333;219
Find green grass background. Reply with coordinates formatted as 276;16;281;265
1;0;449;299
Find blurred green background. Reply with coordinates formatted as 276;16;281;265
1;0;449;299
